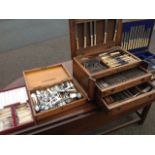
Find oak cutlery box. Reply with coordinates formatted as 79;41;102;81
69;19;144;99
23;64;88;122
0;86;35;134
69;19;155;112
121;19;155;77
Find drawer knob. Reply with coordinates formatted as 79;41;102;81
111;88;115;92
141;78;145;82
148;94;152;98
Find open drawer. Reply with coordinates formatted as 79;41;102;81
0;86;35;134
23;64;88;122
97;82;155;111
96;66;152;97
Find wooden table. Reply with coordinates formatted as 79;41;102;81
4;60;152;135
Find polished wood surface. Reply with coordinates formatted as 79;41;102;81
4;60;153;135
23;64;71;91
69;20;122;58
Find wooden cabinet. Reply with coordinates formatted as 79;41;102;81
69;19;155;112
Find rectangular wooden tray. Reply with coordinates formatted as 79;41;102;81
23;64;88;122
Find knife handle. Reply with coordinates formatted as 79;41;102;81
113;30;117;42
94;34;97;46
91;35;93;47
76;37;79;50
84;36;87;48
104;32;107;44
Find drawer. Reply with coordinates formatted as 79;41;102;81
97;82;155;111
96;66;152;97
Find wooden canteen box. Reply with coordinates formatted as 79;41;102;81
23;64;88;122
69;19;143;99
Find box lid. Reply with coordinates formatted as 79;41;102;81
23;64;71;91
0;86;28;109
121;19;154;52
69;19;123;58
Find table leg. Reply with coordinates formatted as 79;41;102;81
99;103;152;135
138;104;152;125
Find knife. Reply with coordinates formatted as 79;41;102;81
104;19;108;44
84;22;87;48
113;19;119;42
90;21;94;47
94;21;97;46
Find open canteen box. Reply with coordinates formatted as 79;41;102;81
121;19;155;77
0;86;35;134
23;64;88;122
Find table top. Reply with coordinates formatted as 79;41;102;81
3;60;152;134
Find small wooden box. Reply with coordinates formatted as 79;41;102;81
69;19;143;99
0;86;35;134
23;64;88;122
